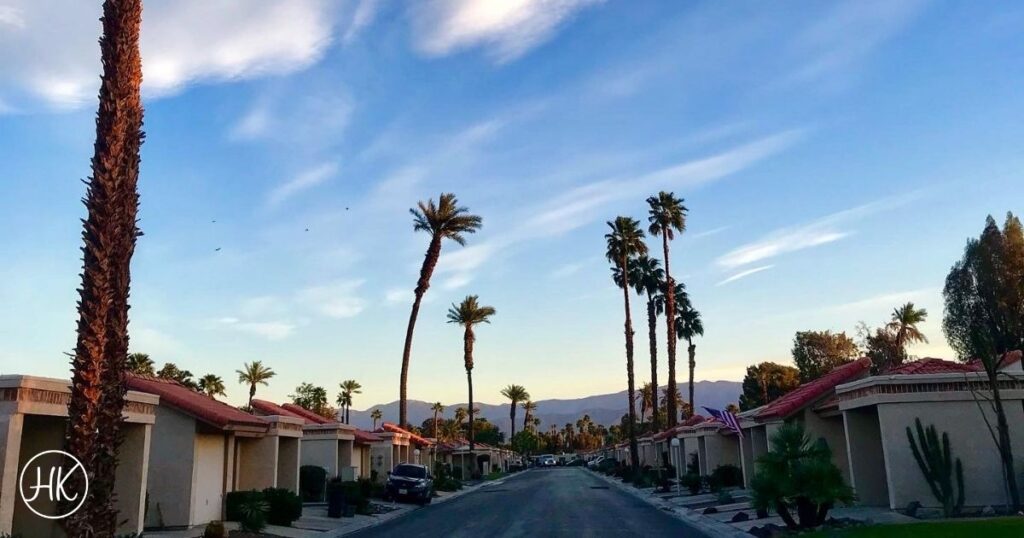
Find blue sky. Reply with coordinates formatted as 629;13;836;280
1;1;1023;411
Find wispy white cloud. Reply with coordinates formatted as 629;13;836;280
716;191;923;269
549;261;588;280
229;85;353;147
1;0;337;109
385;288;411;304
344;0;381;43
690;226;731;240
716;265;774;286
215;317;296;341
822;288;936;315
297;279;367;318
780;0;929;87
267;162;338;208
410;0;604;63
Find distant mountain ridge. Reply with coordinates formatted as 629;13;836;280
345;380;741;435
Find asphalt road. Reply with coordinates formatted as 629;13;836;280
353;467;713;538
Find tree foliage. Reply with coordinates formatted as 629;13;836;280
791;330;859;382
158;362;198;390
739;362;801;411
290;383;330;417
127;352;154;376
750;422;854;530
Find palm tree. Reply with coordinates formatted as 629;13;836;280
400;193;483;427
64;1;144;534
447;295;496;458
198;374;227;398
638;382;655;425
631;255;664;430
500;384;530;448
431;402;444;439
455;406;469;428
647;191;687;427
522;400;537;432
127;352;154;376
887;302;928;360
371;408;383;429
606;216;648;471
236;361;276;408
676;299;703;417
338;379;362;424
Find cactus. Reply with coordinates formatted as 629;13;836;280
906;417;965;516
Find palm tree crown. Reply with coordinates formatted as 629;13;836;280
646;191;688;239
198;374;227;398
605;217;649;267
676;301;704;341
338;379;362;424
411;193;483;246
887;302;928;349
501;384;530;448
236;361;275;406
127;352;155;376
446;295;497;371
370;408;383;429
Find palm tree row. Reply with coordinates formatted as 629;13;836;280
606;191;703;469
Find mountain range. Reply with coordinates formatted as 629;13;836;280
346;380;742;436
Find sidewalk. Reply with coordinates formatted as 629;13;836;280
144;479;498;538
590;470;752;538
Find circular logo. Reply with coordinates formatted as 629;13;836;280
18;450;88;520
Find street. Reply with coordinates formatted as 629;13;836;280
353;468;714;537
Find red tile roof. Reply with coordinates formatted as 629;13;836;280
377;422;433;447
127;375;267;431
681;414;707;427
889;358;979;375
250;399;309;421
756;358;872;421
968;350;1023;371
354;429;382;444
280;403;335;424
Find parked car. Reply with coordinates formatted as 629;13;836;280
385;464;434;505
538;454;556;467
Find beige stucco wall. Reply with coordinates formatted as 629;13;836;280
277;437;300;492
877;400;1024;510
702;433;741;472
843;407;889;506
799;409;851;484
146;405;197;528
191;432;228;525
681;436;700;472
236;436;278;491
11;415;65;538
301;438;340;478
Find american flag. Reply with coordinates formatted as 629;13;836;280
703;407;743;438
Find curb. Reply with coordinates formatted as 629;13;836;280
589;470;752;538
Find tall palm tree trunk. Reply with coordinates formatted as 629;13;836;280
620;254;641;471
687;339;696;416
65;1;144;535
249;384;256;407
661;235;678;427
509;404;517;448
400;236;442;427
345;406;351;424
433;409;439;439
646;296;660;430
464;325;476;471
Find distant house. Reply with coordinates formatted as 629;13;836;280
251;399;361;481
0;375;158;537
127;375;293;529
370;423;434;481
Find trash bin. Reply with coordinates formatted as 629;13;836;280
327;487;345;518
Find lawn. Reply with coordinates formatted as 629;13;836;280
804;517;1024;538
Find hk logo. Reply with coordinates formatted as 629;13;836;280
18;450;89;520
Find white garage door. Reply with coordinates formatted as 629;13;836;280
192;434;225;525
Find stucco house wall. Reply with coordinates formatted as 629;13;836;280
877;400;1024;509
843;407;888;506
146;405;197;528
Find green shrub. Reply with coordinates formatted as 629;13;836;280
225;490;263;522
681;473;702;495
262;487;303;526
237;495;268;533
710;464;743;490
750;422;854;530
202;521;226;538
717;490;735;504
299;465;327;502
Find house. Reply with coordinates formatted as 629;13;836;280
834;354;1024;510
127;375;272;529
740;357;872;487
353;429;382;479
0;375;158;537
369;423;434;481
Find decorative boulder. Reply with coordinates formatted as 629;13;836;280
731;512;749;522
702;506;718;515
982;505;996;516
904;500;921;518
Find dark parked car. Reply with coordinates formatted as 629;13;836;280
385;464;434;505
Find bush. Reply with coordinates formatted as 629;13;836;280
225;490;263;522
237;495;268;533
681;473;702;495
710;464;743;490
262;488;303;527
202;521;226;538
299;465;328;502
750;422;854;530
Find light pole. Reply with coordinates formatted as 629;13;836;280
670;438;681;495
